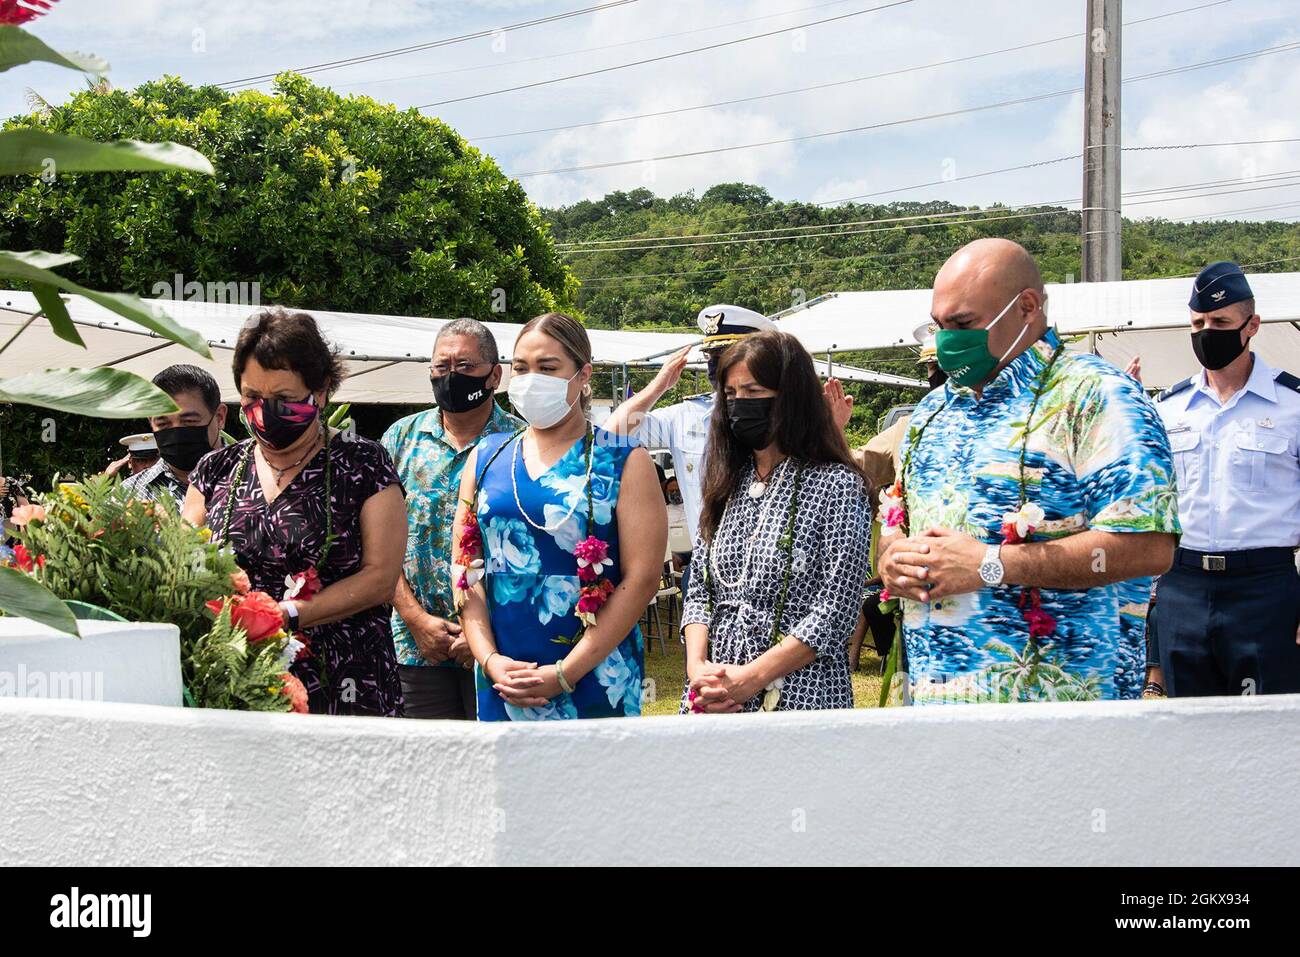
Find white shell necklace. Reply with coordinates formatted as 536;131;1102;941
748;455;782;498
711;459;789;590
510;429;594;534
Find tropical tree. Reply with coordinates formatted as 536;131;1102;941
0;71;577;321
0;2;215;633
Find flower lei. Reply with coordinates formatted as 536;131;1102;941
691;460;805;712
454;428;614;644
878;342;1065;646
219;430;333;657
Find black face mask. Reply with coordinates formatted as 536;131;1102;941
431;371;494;413
927;367;948;390
154;421;216;472
727;396;775;450
1191;317;1251;370
706;353;721;387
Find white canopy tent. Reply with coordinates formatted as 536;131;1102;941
771;272;1300;390
0;291;920;404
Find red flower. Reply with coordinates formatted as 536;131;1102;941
458;523;481;553
573;535;609;566
1000;522;1023;545
286;566;321;601
0;1;59;25
12;543;44;573
576;578;615;615
577;562;599;583
206;591;284;642
281;673;309;714
1023;606;1057;639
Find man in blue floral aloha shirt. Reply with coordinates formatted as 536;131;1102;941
382;319;522;719
880;239;1180;705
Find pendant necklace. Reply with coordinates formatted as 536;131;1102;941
748;455;782;499
266;427;323;486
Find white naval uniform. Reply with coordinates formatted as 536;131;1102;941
638;394;714;542
1157;356;1300;552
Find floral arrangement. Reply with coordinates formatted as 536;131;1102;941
6;476;300;712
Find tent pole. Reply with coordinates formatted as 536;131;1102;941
95;341;176;368
0;309;44;356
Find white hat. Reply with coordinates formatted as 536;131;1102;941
696;304;778;348
119;433;158;454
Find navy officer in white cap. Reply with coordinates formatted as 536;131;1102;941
605;305;779;597
1148;260;1300;697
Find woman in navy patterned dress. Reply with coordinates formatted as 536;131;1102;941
184;308;408;716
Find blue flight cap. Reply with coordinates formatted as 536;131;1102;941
1189;261;1254;312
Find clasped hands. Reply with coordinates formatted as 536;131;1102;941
411;612;474;668
687;662;762;713
485;654;563;708
878;527;989;602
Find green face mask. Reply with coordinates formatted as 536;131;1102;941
935;291;1031;387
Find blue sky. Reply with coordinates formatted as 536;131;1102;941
6;0;1299;218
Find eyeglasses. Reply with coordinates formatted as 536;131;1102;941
431;361;490;376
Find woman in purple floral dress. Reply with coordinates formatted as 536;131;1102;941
184;308;408;716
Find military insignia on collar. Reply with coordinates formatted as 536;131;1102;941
1210;290;1227;301
701;311;722;336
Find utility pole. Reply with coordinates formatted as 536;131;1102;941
1081;0;1122;281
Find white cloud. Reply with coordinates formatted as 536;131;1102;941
6;0;1298;223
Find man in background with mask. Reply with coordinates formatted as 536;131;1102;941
122;365;226;503
1149;261;1300;697
605;304;777;599
381;318;521;719
878;238;1179;704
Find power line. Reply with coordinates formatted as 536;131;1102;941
564;207;1081;254
513;42;1300;178
1168;200;1300;221
571;178;1300;283
558;168;1300;249
560;170;1300;255
467;0;1234;141
412;0;916;109
217;1;638;88
332;0;867;92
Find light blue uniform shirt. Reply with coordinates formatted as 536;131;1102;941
639;395;713;541
1157;355;1300;551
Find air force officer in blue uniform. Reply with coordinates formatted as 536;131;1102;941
1150;262;1300;696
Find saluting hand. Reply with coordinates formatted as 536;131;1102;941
823;378;854;431
652;347;692;394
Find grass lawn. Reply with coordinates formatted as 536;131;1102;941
640;613;885;716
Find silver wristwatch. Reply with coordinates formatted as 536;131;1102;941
978;543;1005;586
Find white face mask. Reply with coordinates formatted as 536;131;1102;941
508;370;580;429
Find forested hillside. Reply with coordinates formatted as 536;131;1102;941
543;182;1300;440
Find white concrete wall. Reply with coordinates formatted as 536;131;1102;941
0;619;181;706
1;694;1297;866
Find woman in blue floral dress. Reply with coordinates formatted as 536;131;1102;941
454;313;666;721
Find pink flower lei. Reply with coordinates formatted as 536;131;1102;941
454;429;615;641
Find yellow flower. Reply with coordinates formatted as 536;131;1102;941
56;483;90;513
198;527;213;542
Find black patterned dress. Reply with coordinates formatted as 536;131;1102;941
190;433;406;716
680;459;871;712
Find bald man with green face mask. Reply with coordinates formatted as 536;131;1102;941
878;238;1180;705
